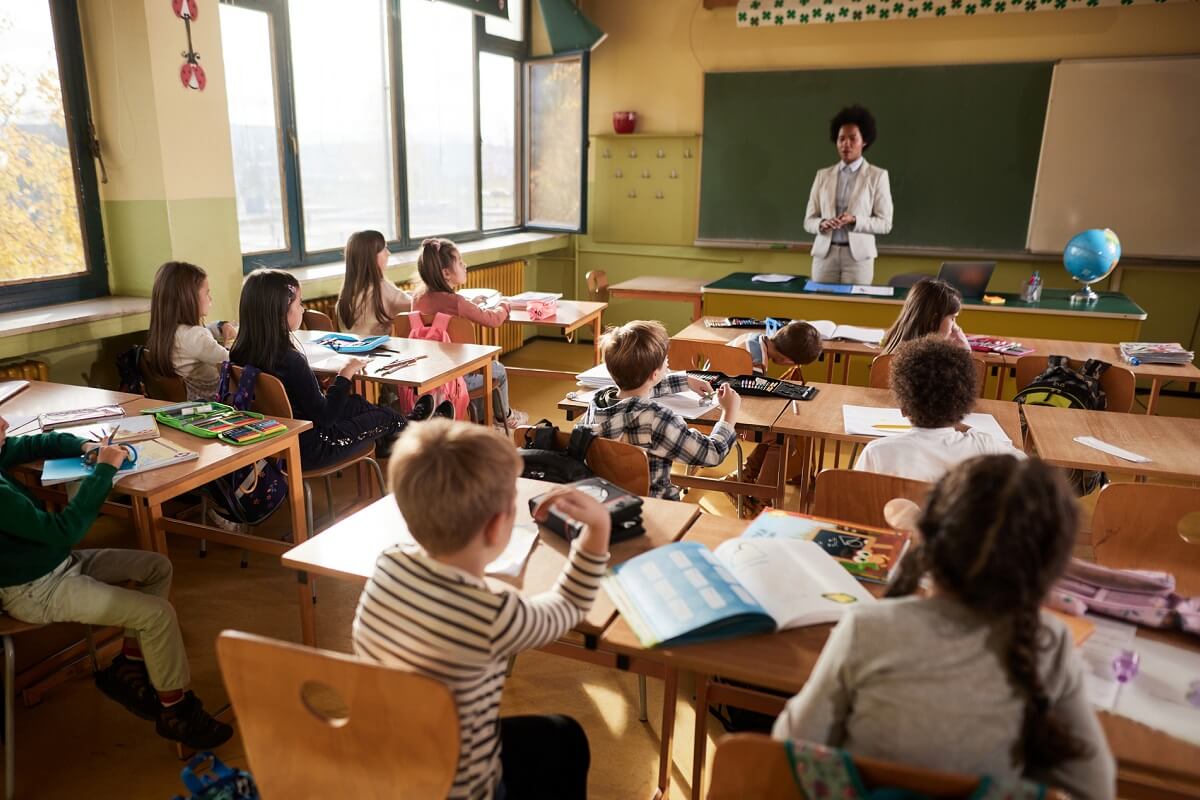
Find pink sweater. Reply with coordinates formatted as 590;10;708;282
412;290;509;328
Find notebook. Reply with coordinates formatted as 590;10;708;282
803;282;895;298
604;538;875;648
806;320;885;345
41;438;198;485
60;414;161;445
506;291;563;309
0;380;29;405
740;509;912;584
38;405;126;431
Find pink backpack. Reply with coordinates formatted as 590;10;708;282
1047;559;1200;636
394;312;470;420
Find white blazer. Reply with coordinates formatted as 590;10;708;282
804;159;894;262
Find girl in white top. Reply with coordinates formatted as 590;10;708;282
145;261;235;401
775;455;1115;798
855;335;1023;483
335;229;411;336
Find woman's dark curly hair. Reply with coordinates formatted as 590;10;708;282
889;335;977;428
886;454;1086;772
829;105;877;149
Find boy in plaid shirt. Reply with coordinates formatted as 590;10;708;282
578;320;740;499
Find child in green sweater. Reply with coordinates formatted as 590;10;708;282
0;416;231;749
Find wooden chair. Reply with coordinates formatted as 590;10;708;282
391;313;489;422
137;350;187;403
869;353;989;397
216;630;458;799
228;366;385;539
1014;355;1136;413
585;269;609;303
706;733;1069;800
2;618;97;800
668;338;754;375
511;426;650;497
812;469;931;530
1092;483;1200;595
301;308;336;332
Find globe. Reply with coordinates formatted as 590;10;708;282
1063;228;1120;304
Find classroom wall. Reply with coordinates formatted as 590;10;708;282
575;0;1200;354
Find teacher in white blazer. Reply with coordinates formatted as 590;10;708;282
804;105;894;285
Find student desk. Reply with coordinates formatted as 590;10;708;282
1022;405;1200;483
610;276;708;321
279;477;699;649
295;329;501;426
701;273;1146;344
0;380;141;427
480;300;607;376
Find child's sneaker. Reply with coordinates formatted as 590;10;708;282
156;692;234;750
94;654;161;721
505;409;529;430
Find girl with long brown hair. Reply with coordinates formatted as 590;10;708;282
145;261;236;400
335;230;411;335
772;455;1114;797
879;276;970;355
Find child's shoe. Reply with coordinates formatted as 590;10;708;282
156;692;234;749
505;409;529;430
94;654;161;721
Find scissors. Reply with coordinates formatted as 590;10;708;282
83;426;137;468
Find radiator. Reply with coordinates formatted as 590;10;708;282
0;359;49;381
304;259;526;355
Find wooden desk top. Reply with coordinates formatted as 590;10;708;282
558;391;790;435
1023;404;1200;482
610;276;707;296
506;300;607;329
771;383;1024;446
1011;336;1200;383
0;380;141;427
294;330;499;388
282;477;700;635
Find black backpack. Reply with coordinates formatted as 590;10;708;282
1014;355;1109;495
116;345;146;395
518;420;595;484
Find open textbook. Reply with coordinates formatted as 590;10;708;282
805;320;885;345
604;538;874;648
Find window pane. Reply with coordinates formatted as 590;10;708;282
480;53;516;230
485;0;523;42
0;0;87;283
401;0;476;237
527;57;582;230
290;0;396;251
220;4;287;254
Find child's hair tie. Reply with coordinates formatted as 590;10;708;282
423;238;441;253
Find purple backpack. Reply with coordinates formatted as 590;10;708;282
1047;559;1200;636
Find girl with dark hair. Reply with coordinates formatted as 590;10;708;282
145;261;236;400
230;268;409;469
412;238;527;429
773;455;1115;797
336;230;412;336
804;104;893;285
879;276;970;355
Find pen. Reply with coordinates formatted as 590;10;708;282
872;424;912;430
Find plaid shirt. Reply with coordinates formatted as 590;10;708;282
578;373;736;500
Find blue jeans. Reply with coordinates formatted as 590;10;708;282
465;359;510;423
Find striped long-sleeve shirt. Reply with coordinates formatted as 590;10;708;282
352;541;610;799
577;372;737;500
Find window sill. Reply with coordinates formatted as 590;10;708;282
290;231;573;298
0;296;152;361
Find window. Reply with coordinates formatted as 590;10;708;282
0;0;107;311
525;53;587;232
479;53;517;230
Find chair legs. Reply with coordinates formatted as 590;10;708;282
638;673;649;723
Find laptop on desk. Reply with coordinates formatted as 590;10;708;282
937;261;996;300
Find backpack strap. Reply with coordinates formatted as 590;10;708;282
407;311;426;335
1081;358;1111;379
567;425;596;461
217;361;233;404
1047;354;1071;370
430;312;453;336
232;364;260;411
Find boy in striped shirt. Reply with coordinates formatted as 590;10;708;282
352;419;611;799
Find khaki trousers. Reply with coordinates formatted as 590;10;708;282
0;550;189;691
812;246;874;284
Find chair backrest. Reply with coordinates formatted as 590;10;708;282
392;313;477;344
216;630;458;798
512;426;651;497
668;338;754;375
812;469;931;530
869;353;988;397
228;364;294;419
707;734;1069;800
1014;355;1135;413
137;350;188;402
585;269;609;302
302;308;336;332
1092;483;1200;595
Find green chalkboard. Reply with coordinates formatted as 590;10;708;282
698;63;1054;252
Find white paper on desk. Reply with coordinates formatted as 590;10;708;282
751;273;797;283
841;406;1012;445
1074;436;1151;464
575;363;615;388
387;520;538;578
850;285;895;297
3;414;39;435
1080;614;1137;711
564;388;712;420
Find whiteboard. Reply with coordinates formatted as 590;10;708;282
1027;57;1200;260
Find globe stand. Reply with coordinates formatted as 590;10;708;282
1070;279;1101;305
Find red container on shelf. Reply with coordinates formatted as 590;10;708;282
612;111;637;134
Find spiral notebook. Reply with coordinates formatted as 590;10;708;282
41;438;198;486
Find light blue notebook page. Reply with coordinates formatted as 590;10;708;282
605;541;775;648
802;282;854;295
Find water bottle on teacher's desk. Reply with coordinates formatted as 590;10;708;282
1021;271;1043;303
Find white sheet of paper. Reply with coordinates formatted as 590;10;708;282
565;388;712;420
751;273;797;283
388;519;538;578
1111;634;1200;746
841;405;1012;445
1080;614;1137;711
575;363;615;388
806;320;838;339
850;285;895;297
2;414;39;435
832;324;885;344
1074;436;1151;464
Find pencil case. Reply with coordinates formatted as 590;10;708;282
146;402;288;446
314;333;390;353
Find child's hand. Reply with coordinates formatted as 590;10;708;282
532;487;611;556
220;321;238;342
716;383;741;416
946;322;971;351
686;375;714;397
338;357;369;379
95;445;131;469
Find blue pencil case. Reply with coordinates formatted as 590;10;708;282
313;333;390;353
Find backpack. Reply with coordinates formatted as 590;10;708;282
517;420;595;484
201;363;289;526
394;312;470;420
116;345;146;395
171;752;260;800
1014;355;1109;495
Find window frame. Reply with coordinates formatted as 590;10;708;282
523;50;590;235
0;0;110;313
225;0;536;273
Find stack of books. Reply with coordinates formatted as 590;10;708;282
575;363;616;390
506;291;563;309
1119;342;1195;365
